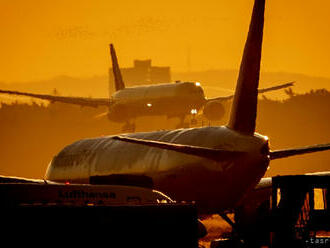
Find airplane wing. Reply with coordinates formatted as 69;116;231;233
0;175;45;184
252;171;330;199
254;177;272;190
0;89;110;107
207;81;294;102
255;171;330;189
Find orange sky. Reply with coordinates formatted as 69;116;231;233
1;0;330;82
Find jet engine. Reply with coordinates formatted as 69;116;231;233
203;100;225;121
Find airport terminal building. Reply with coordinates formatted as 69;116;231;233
108;59;171;93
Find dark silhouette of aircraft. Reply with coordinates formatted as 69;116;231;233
43;0;329;215
0;46;293;131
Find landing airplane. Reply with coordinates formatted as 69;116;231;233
0;48;293;132
43;0;330;216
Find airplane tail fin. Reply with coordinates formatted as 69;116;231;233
110;44;125;92
228;0;265;135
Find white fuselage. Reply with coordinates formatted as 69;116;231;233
45;126;270;213
107;82;206;121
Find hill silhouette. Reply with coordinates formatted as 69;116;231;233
0;71;329;103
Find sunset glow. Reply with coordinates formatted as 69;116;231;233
1;0;330;82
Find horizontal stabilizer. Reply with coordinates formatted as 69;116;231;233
270;143;330;160
112;136;244;161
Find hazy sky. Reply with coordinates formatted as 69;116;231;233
1;0;330;82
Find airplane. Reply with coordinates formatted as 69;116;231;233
41;0;330;218
1;0;328;242
0;47;294;132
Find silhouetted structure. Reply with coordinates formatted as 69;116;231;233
108;59;171;93
1;204;199;247
271;174;330;248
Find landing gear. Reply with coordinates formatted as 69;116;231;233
210;213;245;248
122;122;136;132
210;211;269;248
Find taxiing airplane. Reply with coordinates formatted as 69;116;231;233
43;0;330;216
0;47;293;132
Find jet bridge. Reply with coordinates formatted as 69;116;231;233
211;173;330;248
271;174;330;248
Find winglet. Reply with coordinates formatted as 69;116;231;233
228;0;265;135
110;44;125;91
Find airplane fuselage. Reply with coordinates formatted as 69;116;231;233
107;82;206;122
45;126;270;213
